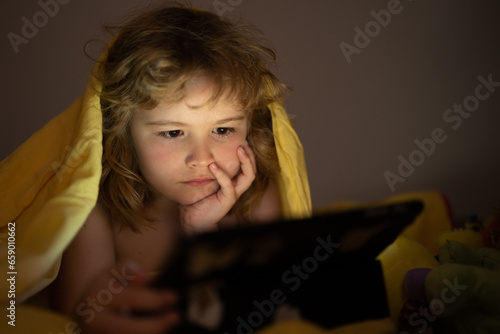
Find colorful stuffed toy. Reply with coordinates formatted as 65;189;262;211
399;209;500;334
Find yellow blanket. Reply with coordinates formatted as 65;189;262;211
0;81;102;304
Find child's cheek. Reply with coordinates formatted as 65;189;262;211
216;142;243;177
146;142;174;165
142;143;181;181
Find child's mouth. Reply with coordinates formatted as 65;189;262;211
183;178;215;187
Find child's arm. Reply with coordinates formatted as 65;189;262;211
50;203;116;314
50;204;180;334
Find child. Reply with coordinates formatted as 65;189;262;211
49;3;296;333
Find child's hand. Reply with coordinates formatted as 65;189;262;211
76;263;181;334
180;141;256;234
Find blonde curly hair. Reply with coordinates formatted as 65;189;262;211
95;4;288;231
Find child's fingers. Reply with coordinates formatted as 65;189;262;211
234;144;256;197
86;308;181;334
79;277;181;334
240;141;257;171
84;264;179;316
209;163;237;203
208;143;256;203
110;287;178;312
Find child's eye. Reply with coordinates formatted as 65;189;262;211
213;127;235;137
159;130;183;139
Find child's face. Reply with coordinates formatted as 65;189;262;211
130;77;248;206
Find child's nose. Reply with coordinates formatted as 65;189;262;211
185;139;214;168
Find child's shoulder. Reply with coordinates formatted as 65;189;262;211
252;179;282;223
75;200;115;252
84;200;112;230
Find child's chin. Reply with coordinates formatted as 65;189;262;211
181;186;220;205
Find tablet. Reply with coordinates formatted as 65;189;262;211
151;200;423;333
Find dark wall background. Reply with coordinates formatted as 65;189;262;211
2;0;500;221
